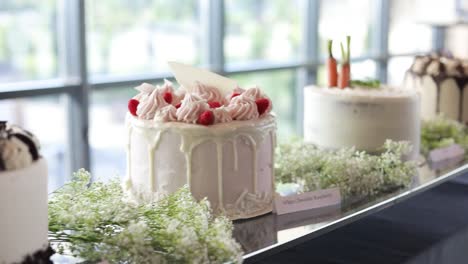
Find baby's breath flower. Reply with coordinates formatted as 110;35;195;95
275;140;416;202
421;114;468;157
48;170;242;263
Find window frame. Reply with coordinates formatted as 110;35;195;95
0;0;436;177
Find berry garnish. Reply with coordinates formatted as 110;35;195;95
208;101;222;108
231;92;241;99
175;102;182;109
255;98;270;115
163;92;173;104
128;99;139;116
197;110;215;126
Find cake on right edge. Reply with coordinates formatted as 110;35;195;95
404;54;468;124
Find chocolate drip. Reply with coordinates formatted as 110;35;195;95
407;54;468;123
16;245;54;264
10;133;40;161
0;157;5;171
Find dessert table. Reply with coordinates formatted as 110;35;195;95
49;157;467;263
234;158;468;263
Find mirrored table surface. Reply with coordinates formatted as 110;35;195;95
234;159;468;263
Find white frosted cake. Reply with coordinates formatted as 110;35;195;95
125;79;276;220
0;122;49;264
304;86;420;159
403;54;468;124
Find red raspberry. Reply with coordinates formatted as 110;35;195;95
197;110;215;126
231;92;241;99
208;101;222;108
255;98;270;116
128;99;139;116
163;92;173;104
175;102;182;109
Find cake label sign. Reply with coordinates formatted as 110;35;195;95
274;188;341;215
428;144;465;167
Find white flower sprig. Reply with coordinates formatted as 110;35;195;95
275;140;416;201
48;169;243;264
421;114;468;156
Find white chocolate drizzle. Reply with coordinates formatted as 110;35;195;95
232;139;238;171
216;139;224;212
125;123;133;188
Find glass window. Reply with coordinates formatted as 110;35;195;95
224;0;302;65
86;0;201;77
0;95;68;192
90;88;130;180
0;0;59;83
317;60;377;86
228;70;297;140
388;56;413;86
319;0;372;58
389;0;432;54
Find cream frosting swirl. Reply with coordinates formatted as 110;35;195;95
154;105;178;122
193;82;226;104
426;60;441;76
176;93;209;124
226;86;245;102
137;88;169;120
213;106;233;124
228;93;259;120
243;86;264;99
172;89;186;106
158;79;175;94
0;137;33;171
243;86;273;116
133;83;156;101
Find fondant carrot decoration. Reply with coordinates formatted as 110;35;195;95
327;40;338;87
339;36;351;89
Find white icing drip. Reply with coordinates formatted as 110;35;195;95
185;152;192;187
148;146;155;192
239;134;258;193
126;126;133;188
216;140;224;211
269;130;276;192
232;138;238;171
147;130;162;192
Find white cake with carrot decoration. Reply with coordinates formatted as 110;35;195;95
124;63;276;220
304;37;421;159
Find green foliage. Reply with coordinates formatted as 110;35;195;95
421;115;468;156
48;169;242;264
275;140;416;201
350;79;381;89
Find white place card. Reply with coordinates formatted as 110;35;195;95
428;144;465;164
274;188;341;215
168;62;237;95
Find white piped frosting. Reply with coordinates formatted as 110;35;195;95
136;89;169;120
228;93;259;121
0;137;33;171
193;82;226;104
176;93;209;123
154;105;178;122
213;106;233;123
